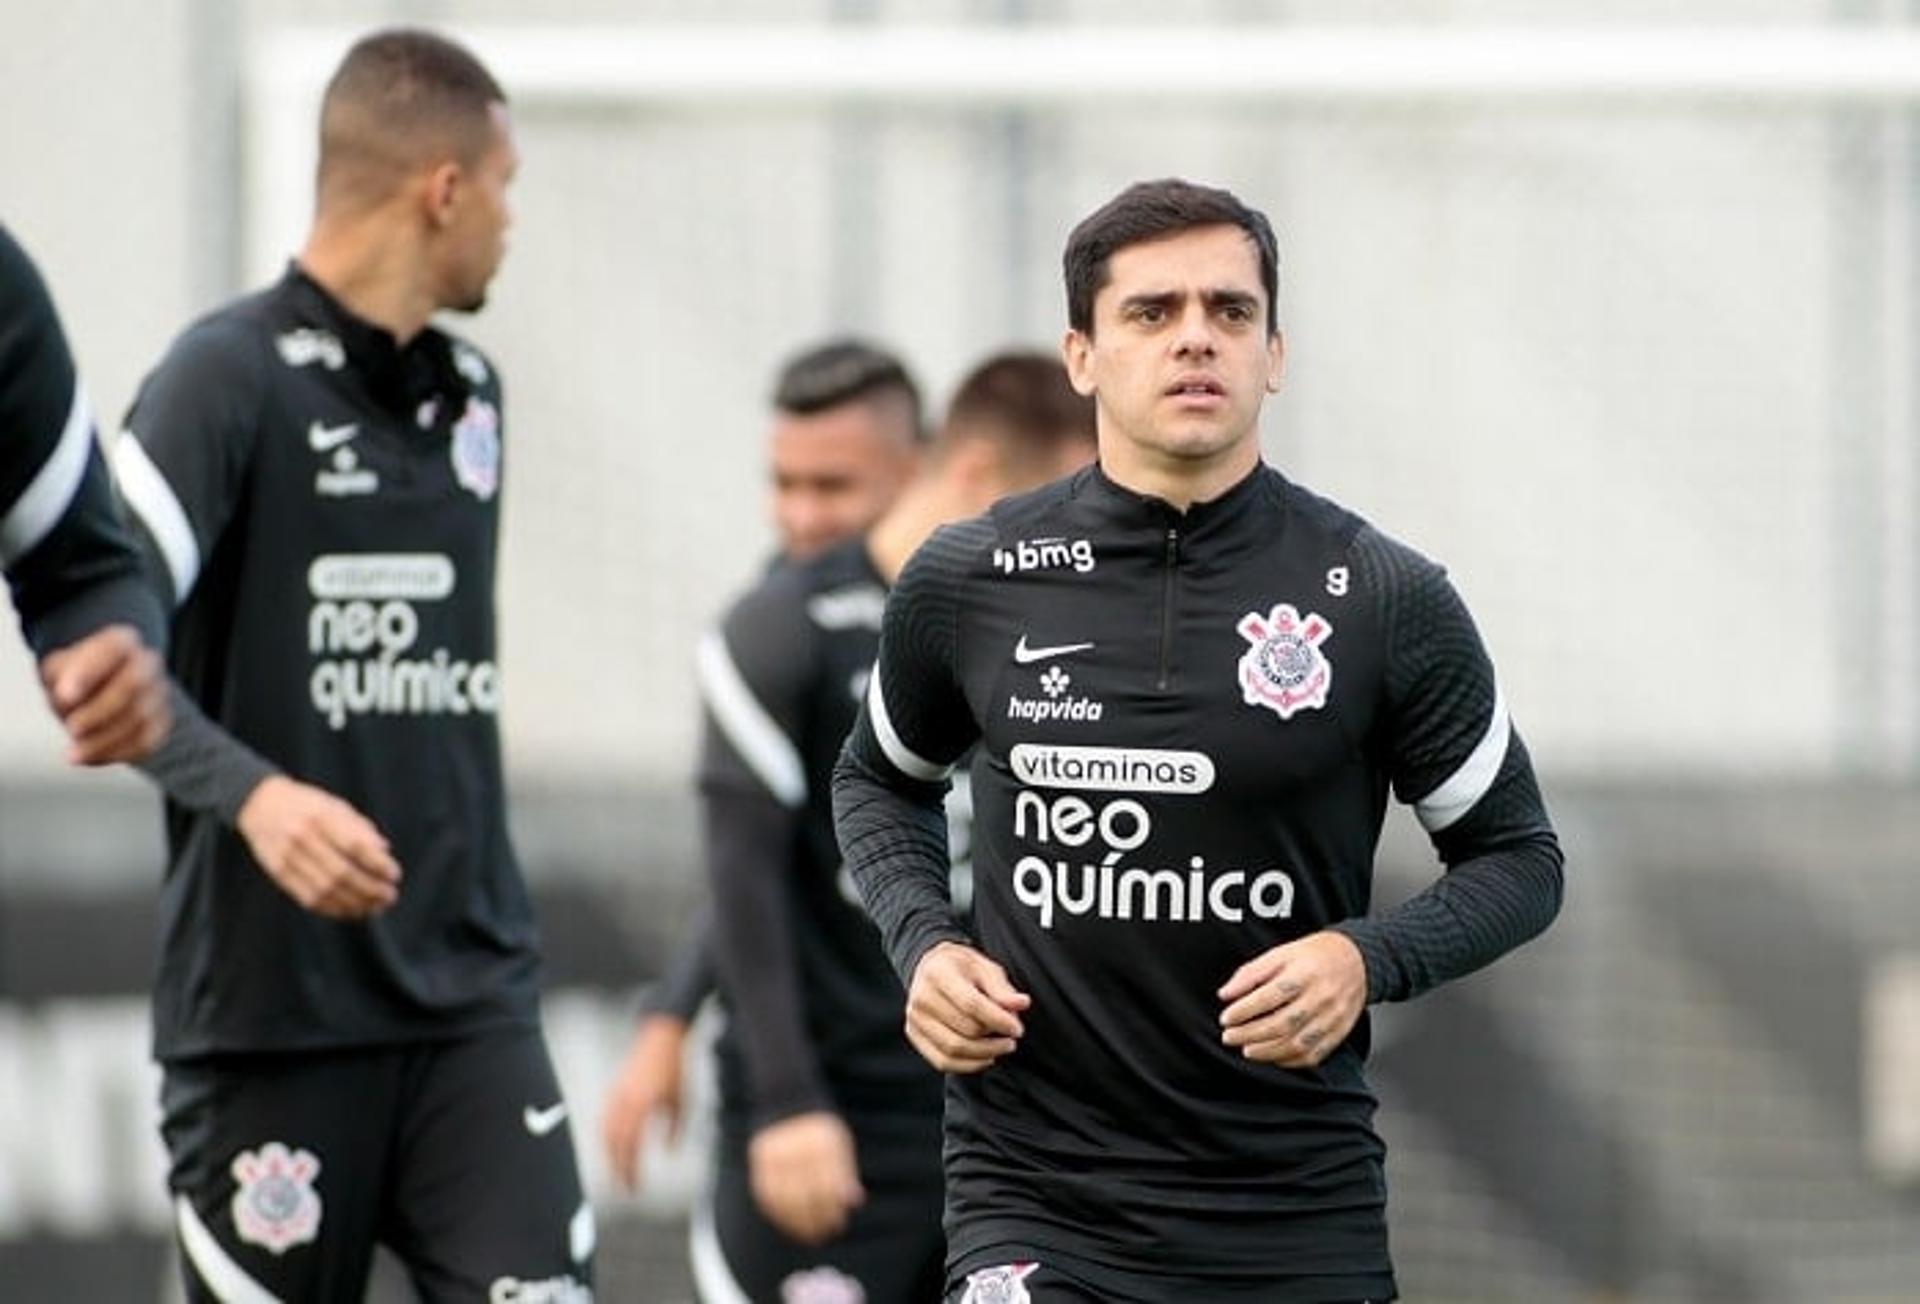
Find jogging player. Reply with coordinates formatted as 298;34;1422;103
834;178;1565;1303
1;223;168;764
113;31;591;1300
602;338;926;1195
692;352;1095;1303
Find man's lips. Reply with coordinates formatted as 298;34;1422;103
1166;375;1227;402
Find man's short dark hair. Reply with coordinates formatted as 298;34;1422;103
941;351;1095;475
318;29;507;202
772;339;925;442
1062;178;1280;336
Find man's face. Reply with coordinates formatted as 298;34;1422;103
769;399;919;560
1062;223;1282;474
440;102;518;313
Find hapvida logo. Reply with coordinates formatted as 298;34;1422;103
1006;663;1104;723
1007;687;1103;723
309;419;376;497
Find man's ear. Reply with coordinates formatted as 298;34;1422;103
423;160;462;228
1062;329;1096;397
950;436;1001;500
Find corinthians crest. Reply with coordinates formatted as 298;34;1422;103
450;396;501;502
1236;602;1333;720
960;1262;1038;1304
780;1265;867;1303
230;1141;323;1254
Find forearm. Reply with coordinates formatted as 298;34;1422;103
705;788;833;1126
832;742;969;988
1354;530;1566;1004
643;904;716;1022
135;681;277;823
22;570;162;658
9;451;165;657
1333;829;1563;1004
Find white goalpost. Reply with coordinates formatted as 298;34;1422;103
245;23;1920;281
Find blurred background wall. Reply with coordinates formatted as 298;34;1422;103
2;2;1918;1299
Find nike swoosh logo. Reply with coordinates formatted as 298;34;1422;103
307;420;359;452
1013;636;1095;665
523;1102;569;1137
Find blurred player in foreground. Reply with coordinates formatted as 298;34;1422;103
1;224;168;765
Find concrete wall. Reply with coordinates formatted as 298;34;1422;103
2;0;1906;785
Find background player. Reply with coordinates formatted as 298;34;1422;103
765;338;927;563
691;351;1094;1303
835;178;1564;1302
602;337;926;1196
1;223;168;765
113;30;592;1301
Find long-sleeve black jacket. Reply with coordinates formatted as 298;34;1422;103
834;461;1563;1296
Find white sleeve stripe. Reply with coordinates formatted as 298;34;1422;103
569;1200;595;1264
688;1197;755;1304
0;380;93;567
695;629;806;808
175;1195;284;1304
1414;686;1511;833
866;661;952;783
111;432;201;605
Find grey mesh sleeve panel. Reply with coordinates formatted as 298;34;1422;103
832;522;987;986
832;736;970;989
1333;528;1564;1004
706;787;834;1124
0;227;161;655
697;577;818;805
693;572;831;1120
115;315;269;609
9;449;166;656
1353;530;1507;820
865;521;990;778
642;908;716;1022
135;682;279;824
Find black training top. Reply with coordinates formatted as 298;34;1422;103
699;536;948;1150
0;225;161;656
118;266;540;1061
834;461;1563;1297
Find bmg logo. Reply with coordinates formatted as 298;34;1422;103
992;536;1095;576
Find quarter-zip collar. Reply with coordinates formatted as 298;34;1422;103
279;264;462;421
1074;458;1285;558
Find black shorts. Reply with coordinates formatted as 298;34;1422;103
947;1244;1393;1304
161;1025;592;1302
691;1127;944;1303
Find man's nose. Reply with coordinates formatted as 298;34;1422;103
1171;305;1217;357
781;496;828;558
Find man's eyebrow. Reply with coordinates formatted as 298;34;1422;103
1115;288;1260;312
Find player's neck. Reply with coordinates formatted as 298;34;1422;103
1098;435;1260;513
297;221;437;346
866;473;972;584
